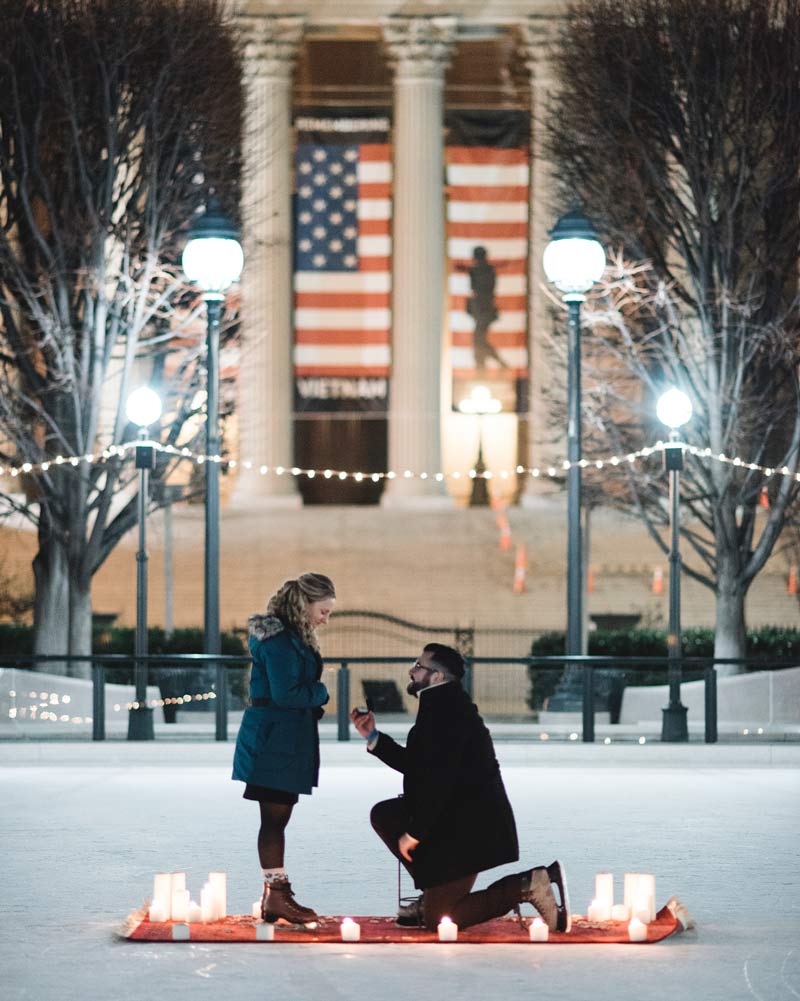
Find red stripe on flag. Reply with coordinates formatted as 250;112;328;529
447;147;529;165
451;294;528;312
358;219;390;236
295;330;390;345
447;221;528;239
355;257;390;272
445;186;529;202
358;182;391;198
296;292;391;309
359;144;391;161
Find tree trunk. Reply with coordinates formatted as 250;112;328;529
32;537;69;675
714;576;747;677
68;576;93;680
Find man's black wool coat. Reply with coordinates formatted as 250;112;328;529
370;680;520;889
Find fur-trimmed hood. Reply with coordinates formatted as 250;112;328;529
248;613;286;642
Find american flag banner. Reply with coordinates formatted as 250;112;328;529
445;110;531;414
293;112;392;413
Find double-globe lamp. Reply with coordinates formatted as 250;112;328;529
657;386;693;743
181;200;243;741
542;206;606;742
126;386;163;741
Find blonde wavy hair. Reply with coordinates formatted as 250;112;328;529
265;572;336;651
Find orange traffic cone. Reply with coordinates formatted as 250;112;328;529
759;486;770;509
513;543;527;594
652;566;664;595
789;566;798;596
497;513;511;551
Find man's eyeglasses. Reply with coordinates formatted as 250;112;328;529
411;661;436;674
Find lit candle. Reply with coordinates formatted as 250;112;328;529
172;922;191;941
171;888;190;923
208;872;227;919
587;898;611;922
256;922;275;941
340;917;361;942
252;901;262;920
628;917;647;942
595;872;614;913
200;883;216;923
529;917;549;942
633;897;651;925
611;904;630;922
187;901;203;924
148;901;167;923
152;873;172;916
437;916;458;942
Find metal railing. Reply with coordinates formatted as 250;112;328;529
2;651;797;743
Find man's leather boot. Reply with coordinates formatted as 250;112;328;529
260;879;318;925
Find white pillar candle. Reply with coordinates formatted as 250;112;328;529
171;888;190;923
611;904;630;922
437;916;458;942
200;883;216;923
187;901;203;924
208;872;227;919
595;873;614;912
148;901;167;923
628;917;647;942
529;917;549;942
252;901;262;920
623;873;641;914
638;874;656;921
171;923;191;941
587;899;611;922
170;872;186;894
153;873;172;915
633;897;651;925
340;918;361;942
256;922;275;941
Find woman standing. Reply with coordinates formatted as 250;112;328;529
232;572;335;925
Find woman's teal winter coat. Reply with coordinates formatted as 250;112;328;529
232;615;329;795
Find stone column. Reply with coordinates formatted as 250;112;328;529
233;15;303;505
380;16;457;507
519;14;563;505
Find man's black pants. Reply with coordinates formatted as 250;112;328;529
370;797;521;931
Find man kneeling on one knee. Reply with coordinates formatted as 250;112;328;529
350;643;570;933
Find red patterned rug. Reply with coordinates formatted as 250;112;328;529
119;901;689;944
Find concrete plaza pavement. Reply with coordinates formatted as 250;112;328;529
2;739;799;1001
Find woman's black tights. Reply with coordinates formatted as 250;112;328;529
257;801;294;868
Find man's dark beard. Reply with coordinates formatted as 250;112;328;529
406;678;427;698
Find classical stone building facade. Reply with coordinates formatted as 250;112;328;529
231;2;564;509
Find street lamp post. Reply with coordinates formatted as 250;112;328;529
657;387;693;743
458;385;502;507
126;387;163;741
182;199;243;742
542;206;606;742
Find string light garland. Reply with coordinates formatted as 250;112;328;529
6;686;217;724
1;440;798;484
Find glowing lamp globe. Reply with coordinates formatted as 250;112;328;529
458;385;502;415
542;207;606;296
182;200;243;294
657;387;693;430
126;387;162;429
